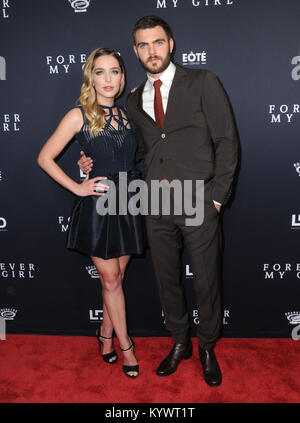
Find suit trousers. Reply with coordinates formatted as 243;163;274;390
145;182;222;350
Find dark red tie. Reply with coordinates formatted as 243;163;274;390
153;79;164;128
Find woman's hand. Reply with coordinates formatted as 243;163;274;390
130;85;139;93
78;150;93;174
75;175;109;197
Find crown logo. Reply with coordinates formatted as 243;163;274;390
285;311;300;325
0;308;18;320
68;0;90;13
86;265;99;278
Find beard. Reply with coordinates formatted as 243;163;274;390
138;52;171;75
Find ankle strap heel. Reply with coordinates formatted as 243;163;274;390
120;338;135;352
120;338;139;378
96;327;118;364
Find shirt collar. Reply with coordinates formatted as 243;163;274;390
147;61;176;89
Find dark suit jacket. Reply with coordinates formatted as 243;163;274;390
126;64;238;205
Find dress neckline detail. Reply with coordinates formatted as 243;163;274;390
99;104;115;109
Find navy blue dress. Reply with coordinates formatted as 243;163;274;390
67;105;145;259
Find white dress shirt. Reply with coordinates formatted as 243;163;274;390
142;61;176;120
142;62;221;206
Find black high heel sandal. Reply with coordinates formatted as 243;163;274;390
120;338;139;378
96;328;118;364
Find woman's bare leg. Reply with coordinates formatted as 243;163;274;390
99;255;130;358
91;255;138;376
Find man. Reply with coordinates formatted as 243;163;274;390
80;16;238;386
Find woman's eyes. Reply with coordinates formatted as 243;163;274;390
96;70;119;75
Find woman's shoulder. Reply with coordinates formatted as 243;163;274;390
68;106;84;118
63;107;84;133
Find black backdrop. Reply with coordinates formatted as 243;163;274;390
1;0;300;338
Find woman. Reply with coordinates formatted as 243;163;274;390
37;47;145;378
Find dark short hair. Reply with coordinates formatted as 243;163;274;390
132;15;173;44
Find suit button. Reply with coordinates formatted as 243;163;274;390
161;133;166;139
160;158;164;163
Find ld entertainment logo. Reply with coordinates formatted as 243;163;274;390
89;309;103;322
80;169;86;180
291;214;300;229
185;265;193;278
0;217;7;231
68;0;91;13
0;56;5;80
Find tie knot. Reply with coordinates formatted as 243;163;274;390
153;79;162;90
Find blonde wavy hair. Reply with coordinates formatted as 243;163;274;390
79;47;126;137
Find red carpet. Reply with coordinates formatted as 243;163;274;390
0;335;299;403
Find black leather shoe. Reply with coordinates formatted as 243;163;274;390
198;347;222;386
156;340;193;376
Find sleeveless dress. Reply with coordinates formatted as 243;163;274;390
67;105;145;259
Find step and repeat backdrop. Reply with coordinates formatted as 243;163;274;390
0;0;299;339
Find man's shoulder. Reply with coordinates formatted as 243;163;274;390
126;80;146;107
125;91;136;111
175;63;218;80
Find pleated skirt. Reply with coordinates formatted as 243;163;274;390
67;173;146;259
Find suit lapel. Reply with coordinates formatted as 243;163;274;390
134;80;157;127
163;64;187;128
